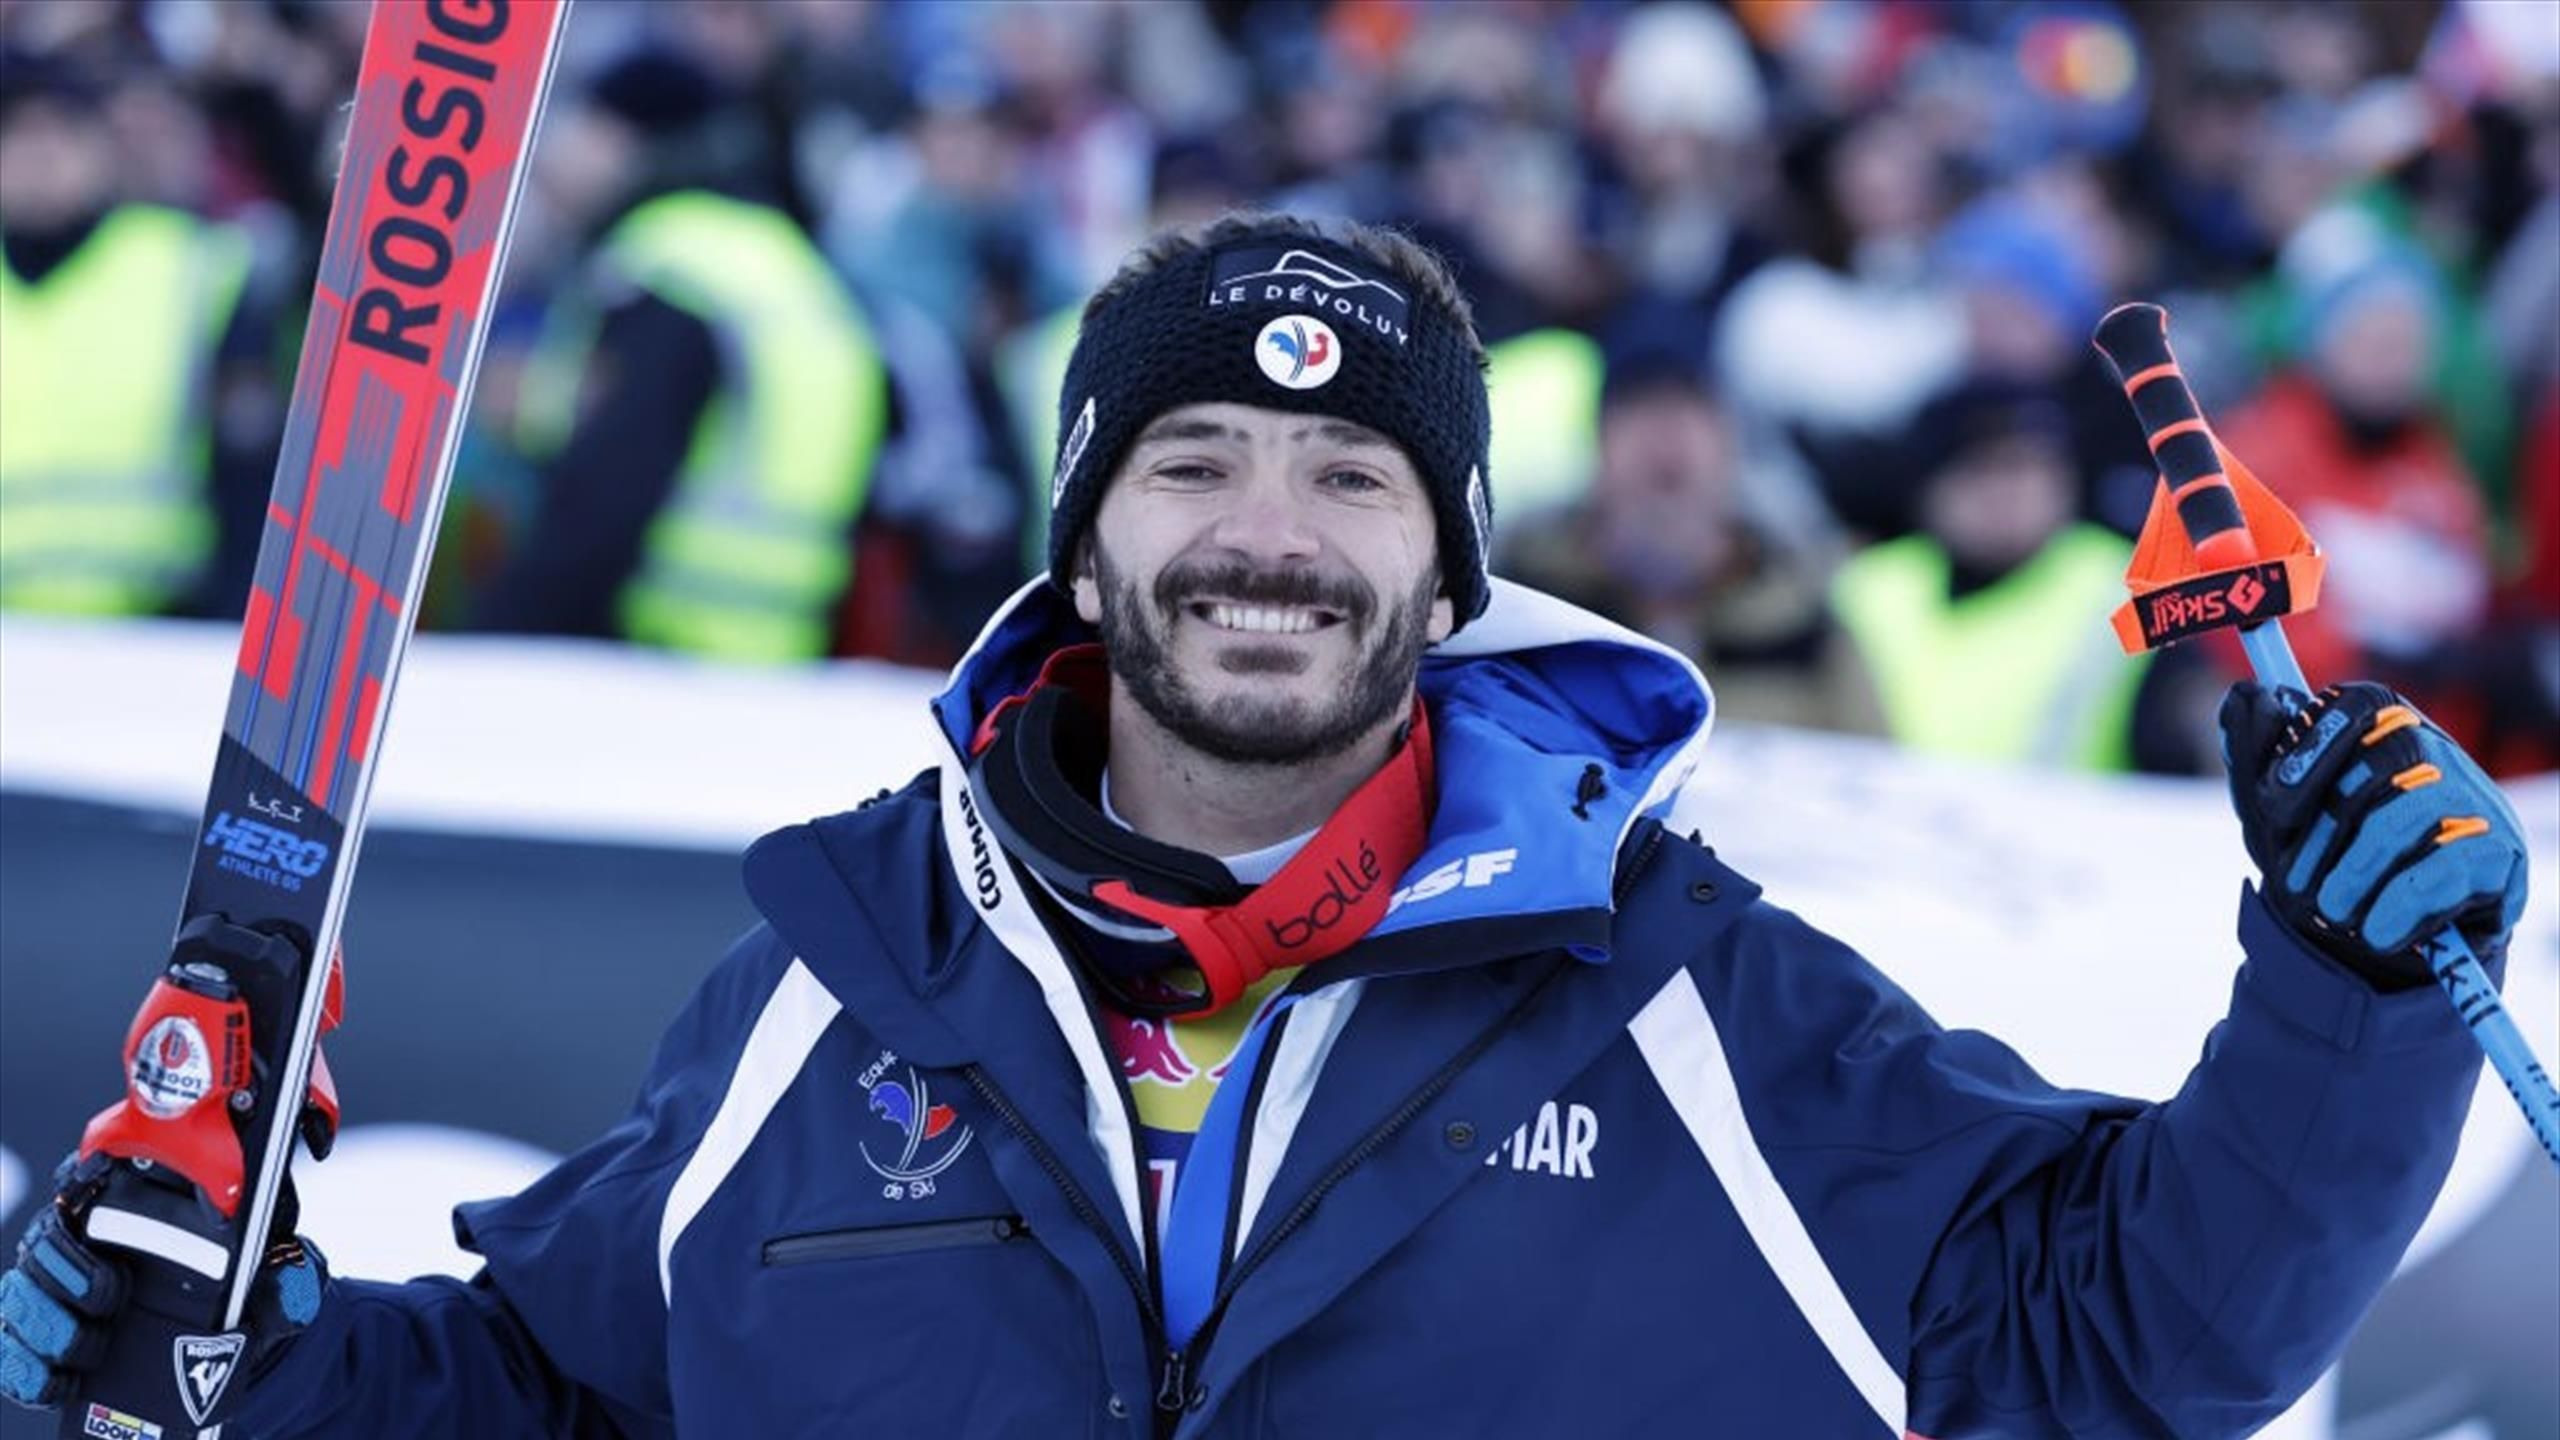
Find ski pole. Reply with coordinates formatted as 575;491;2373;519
2091;301;2559;1169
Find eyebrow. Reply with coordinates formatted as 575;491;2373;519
1130;416;1400;452
1133;417;1249;448
1291;420;1397;451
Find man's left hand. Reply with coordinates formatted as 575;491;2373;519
2221;681;2528;991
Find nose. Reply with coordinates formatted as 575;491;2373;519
1203;465;1320;567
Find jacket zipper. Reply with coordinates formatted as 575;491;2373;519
762;1214;1025;1265
1170;819;1672;1409
976;823;1676;1432
1613;819;1667;908
961;1064;1181;1426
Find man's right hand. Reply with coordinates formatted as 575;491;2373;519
0;1157;328;1414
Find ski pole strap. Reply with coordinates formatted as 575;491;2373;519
2092;303;2257;571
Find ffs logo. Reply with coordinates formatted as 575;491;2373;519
1255;314;1341;390
857;1051;972;1201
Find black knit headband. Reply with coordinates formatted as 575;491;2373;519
1045;234;1494;626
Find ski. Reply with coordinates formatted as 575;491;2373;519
60;4;573;1436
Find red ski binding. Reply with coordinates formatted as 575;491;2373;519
79;967;255;1218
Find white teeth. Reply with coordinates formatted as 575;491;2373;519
1206;604;1319;634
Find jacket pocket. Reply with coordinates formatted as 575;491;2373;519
761;1214;1028;1266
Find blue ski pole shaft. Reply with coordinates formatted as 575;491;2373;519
2094;302;2560;1169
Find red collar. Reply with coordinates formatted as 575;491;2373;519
970;644;1435;1017
1096;701;1432;1014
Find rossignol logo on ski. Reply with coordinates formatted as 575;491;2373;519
81;1403;162;1440
172;1332;246;1426
348;0;518;366
856;1052;972;1200
204;811;330;892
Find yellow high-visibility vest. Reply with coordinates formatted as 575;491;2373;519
1484;327;1601;518
1831;524;2148;770
995;303;1081;574
0;205;248;614
522;192;885;662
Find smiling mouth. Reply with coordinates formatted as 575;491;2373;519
1184;601;1345;636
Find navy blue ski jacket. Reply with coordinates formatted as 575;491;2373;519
238;580;2485;1438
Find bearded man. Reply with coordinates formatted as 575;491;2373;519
4;213;2528;1439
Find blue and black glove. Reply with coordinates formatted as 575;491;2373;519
2221;681;2529;991
0;1156;327;1413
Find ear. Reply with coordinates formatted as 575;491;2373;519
1071;535;1103;626
1425;591;1455;644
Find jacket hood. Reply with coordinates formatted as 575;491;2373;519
929;576;1716;950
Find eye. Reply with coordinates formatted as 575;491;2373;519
1151;461;1224;484
1319;468;1387;493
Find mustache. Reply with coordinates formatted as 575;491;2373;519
1151;561;1374;625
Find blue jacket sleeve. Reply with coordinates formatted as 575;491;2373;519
1709;883;2487;1438
228;927;798;1438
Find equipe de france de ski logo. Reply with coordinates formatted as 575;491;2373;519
1255;314;1341;390
172;1332;245;1426
856;1052;972;1200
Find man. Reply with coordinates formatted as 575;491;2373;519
475;49;888;663
2218;238;2497;751
0;56;267;619
0;214;2531;1437
1502;322;1884;736
1831;378;2151;770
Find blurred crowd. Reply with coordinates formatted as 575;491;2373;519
2;0;2555;776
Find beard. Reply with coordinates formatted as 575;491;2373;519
1092;544;1439;766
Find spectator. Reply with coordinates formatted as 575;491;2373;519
1592;1;1775;336
2216;229;2498;749
2456;380;2560;777
1384;9;1610;517
1829;380;2161;770
2240;180;2517;513
828;56;1080;359
0;0;2536;786
1933;189;2155;537
476;49;890;664
1713;102;1968;505
1501;328;1884;737
0;54;273;619
834;283;1033;669
983;0;1155;289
